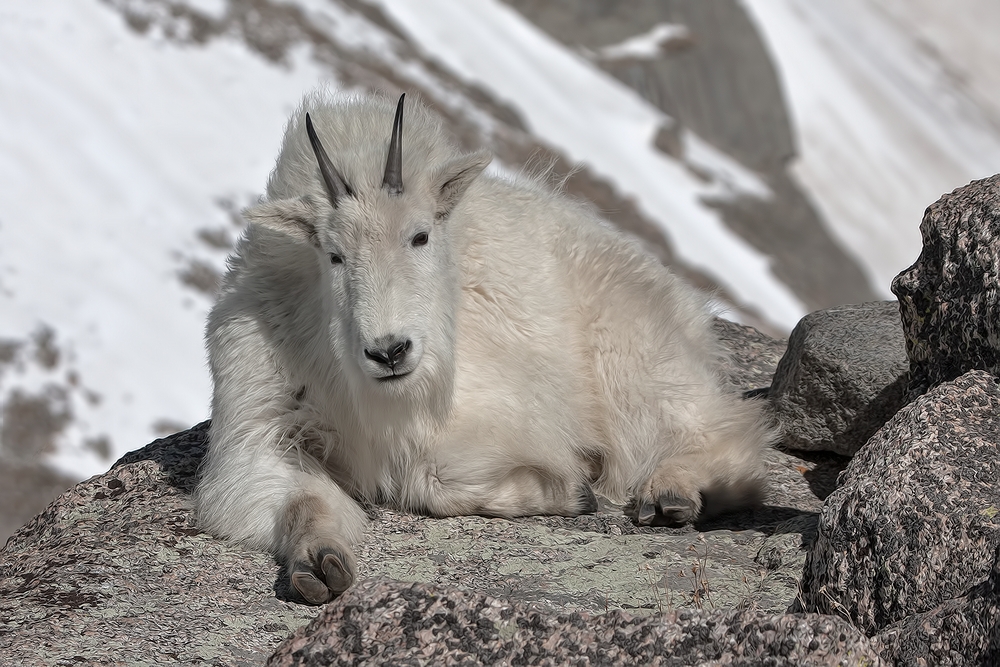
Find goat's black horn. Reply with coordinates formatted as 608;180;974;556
382;94;405;196
305;113;352;206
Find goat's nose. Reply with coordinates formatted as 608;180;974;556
365;338;412;369
388;339;411;366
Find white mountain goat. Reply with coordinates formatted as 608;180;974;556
196;91;774;604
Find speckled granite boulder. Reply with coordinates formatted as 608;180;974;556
267;578;883;666
893;174;1000;396
0;428;835;665
769;301;909;455
875;545;1000;666
798;370;1000;635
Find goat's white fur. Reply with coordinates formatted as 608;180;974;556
196;90;774;603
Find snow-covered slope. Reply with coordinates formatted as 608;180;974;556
2;0;1000;489
743;0;1000;293
0;0;329;478
369;0;805;328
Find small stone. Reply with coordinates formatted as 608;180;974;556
769;301;909;455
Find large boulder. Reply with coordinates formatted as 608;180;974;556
798;370;1000;636
875;545;1000;666
267;578;882;666
769;301;909;455
893;174;1000;395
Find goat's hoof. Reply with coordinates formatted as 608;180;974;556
291;568;332;605
320;549;354;593
636;500;657;525
656;492;698;526
628;492;700;526
290;546;356;605
576;482;599;515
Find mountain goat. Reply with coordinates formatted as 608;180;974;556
196;90;774;604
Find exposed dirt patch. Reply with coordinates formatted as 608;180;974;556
178;258;223;296
0;388;72;461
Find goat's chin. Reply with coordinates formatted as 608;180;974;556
373;371;414;387
364;362;422;391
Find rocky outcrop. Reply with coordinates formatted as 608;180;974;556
11;164;1000;663
0;420;844;664
894;174;1000;396
0;423;321;665
798;370;1000;642
769;301;909;455
1;321;876;665
268;578;882;666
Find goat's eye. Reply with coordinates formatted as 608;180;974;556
329;253;343;265
411;231;429;247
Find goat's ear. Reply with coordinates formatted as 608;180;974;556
432;150;492;220
242;197;323;247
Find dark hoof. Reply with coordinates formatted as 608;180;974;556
320;549;353;594
576;482;599;515
637;500;656;525
657;492;698;526
290;547;356;605
291;567;332;605
627;493;699;526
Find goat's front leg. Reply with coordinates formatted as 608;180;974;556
197;422;368;605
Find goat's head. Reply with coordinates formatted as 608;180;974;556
244;94;491;396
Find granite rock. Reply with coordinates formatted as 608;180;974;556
0;423;321;666
893;174;1000;396
0;424;833;665
712;317;787;394
798;370;1000;635
769;301;909;455
267;578;883;666
875;545;1000;666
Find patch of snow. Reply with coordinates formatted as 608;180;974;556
176;0;228;22
873;0;1000;127
275;0;397;56
594;23;690;61
281;0;502;138
743;0;1000;294
683;130;772;201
